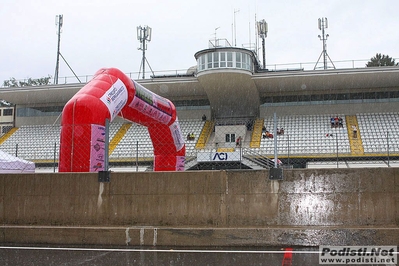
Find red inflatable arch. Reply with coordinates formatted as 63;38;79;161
59;68;185;172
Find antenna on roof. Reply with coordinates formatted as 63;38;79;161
137;25;154;79
214;27;220;47
53;15;81;84
257;19;268;69
314;17;335;70
54;15;63;85
233;9;240;46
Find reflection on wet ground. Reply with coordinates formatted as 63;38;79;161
0;245;323;266
3;245;396;265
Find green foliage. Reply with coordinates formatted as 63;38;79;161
366;53;398;67
2;75;52;87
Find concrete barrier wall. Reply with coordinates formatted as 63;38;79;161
0;168;398;227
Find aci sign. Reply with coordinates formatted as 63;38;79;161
213;152;228;160
197;151;241;162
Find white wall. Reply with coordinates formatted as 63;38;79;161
214;125;247;148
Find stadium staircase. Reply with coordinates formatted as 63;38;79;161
0;127;18;145
345;115;364;155
195;120;215;149
250;118;263;148
242;148;274;169
109;123;132;155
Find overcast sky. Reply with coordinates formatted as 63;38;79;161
1;0;398;83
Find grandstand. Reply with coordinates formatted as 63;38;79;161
107;119;206;161
358;112;399;154
261;114;350;155
0;112;398;171
0;42;399;171
0;125;60;163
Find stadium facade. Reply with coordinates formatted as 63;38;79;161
0;41;399;170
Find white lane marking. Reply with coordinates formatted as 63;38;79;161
0;246;322;254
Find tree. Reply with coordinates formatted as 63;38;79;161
366;53;398;67
2;75;52;87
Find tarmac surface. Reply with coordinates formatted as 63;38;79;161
2;244;398;266
0;245;321;266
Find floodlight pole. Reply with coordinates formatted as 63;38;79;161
54;14;63;84
137;25;153;79
257;19;268;69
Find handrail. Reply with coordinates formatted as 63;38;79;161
2;57;398;88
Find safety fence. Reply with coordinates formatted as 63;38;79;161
0;121;398;172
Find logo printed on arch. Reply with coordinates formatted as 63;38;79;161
99;78;128;121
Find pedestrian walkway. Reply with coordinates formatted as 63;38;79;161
109;123;132;155
195;120;214;149
345;115;364;155
250;118;263;148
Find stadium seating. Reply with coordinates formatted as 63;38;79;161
357;112;399;153
261;114;351;155
0;113;398;164
109;122;152;160
179;119;206;156
109;119;205;160
0;125;60;162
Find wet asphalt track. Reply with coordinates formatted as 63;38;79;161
0;245;323;266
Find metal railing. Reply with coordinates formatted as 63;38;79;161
1;134;398;172
3;58;398;88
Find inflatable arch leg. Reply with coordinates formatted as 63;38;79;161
59;68;185;172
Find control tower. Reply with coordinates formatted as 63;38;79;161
194;40;261;121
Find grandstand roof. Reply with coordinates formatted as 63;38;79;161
0;66;398;109
253;67;399;96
